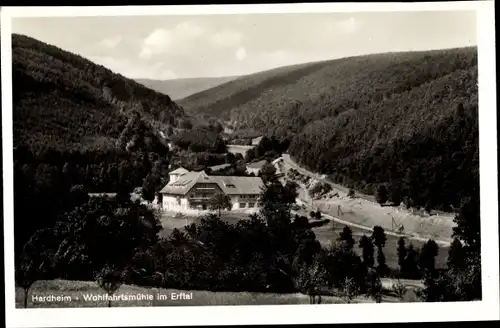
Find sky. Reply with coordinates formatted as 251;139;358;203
12;11;477;80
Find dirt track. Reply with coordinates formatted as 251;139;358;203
281;154;455;245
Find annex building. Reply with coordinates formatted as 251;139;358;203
159;167;264;214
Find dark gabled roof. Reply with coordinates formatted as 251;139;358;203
160;170;263;196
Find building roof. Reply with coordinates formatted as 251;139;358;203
246;160;268;169
208;163;232;171
160;171;210;195
160;170;263;196
252;136;263;145
169;167;189;175
210;176;264;195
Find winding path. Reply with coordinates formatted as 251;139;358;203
282;154;452;247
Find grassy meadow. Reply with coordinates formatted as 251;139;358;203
16;278;422;308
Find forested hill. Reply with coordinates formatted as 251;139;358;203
137;76;239;100
181;47;479;211
12;33;185;152
12;34;186;256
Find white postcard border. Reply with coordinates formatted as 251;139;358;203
2;2;498;327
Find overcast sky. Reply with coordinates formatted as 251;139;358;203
12;11;477;80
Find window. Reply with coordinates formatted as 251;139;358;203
240;203;246;208
248;203;255;208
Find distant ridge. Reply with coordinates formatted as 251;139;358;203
137;76;239;100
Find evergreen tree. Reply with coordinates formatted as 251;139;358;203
339;226;355;250
371;226;388;276
418;239;439;273
397;237;407;275
405;243;420;279
376;184;389;204
447;238;466;270
358;235;375;268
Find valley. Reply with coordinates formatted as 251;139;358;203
11;32;480;308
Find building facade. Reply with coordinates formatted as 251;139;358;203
160;168;264;214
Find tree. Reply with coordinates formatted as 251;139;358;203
376;184;389;205
397;237;407;275
295;258;327;304
366;268;383;303
348;188;356;198
452;197;480;254
390;183;403;206
314;210;322;220
94;264;124;307
341;277;359;304
418;239;439;273
69;184;89;207
404;243;420;279
338;226;355;250
259;163;277;184
245;148;256;162
208;193;232;217
371;226;388;276
15;229;56;308
358;235;375;268
371;226;387;248
142;173;162;202
447;238;466;270
376;248;388;277
392;279;408;302
16;256;39;308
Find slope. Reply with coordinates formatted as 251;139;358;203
181;47;478;211
137;76;239;100
12;33;186;152
11;34;185;255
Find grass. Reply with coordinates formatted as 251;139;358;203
17;278;421;308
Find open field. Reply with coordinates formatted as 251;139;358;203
16;278;422;308
282;154;456;244
227;144;254;157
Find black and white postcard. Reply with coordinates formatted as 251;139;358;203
1;2;498;327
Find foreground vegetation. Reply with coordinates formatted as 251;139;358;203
16;172;480;307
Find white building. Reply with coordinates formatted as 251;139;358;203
159;168;263;215
245;160;267;176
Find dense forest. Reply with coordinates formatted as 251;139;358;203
13;33;185;151
181;47;479;211
12;34;182;256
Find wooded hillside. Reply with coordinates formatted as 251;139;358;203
181;47;479;211
12;33;185;152
12;34;183;255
